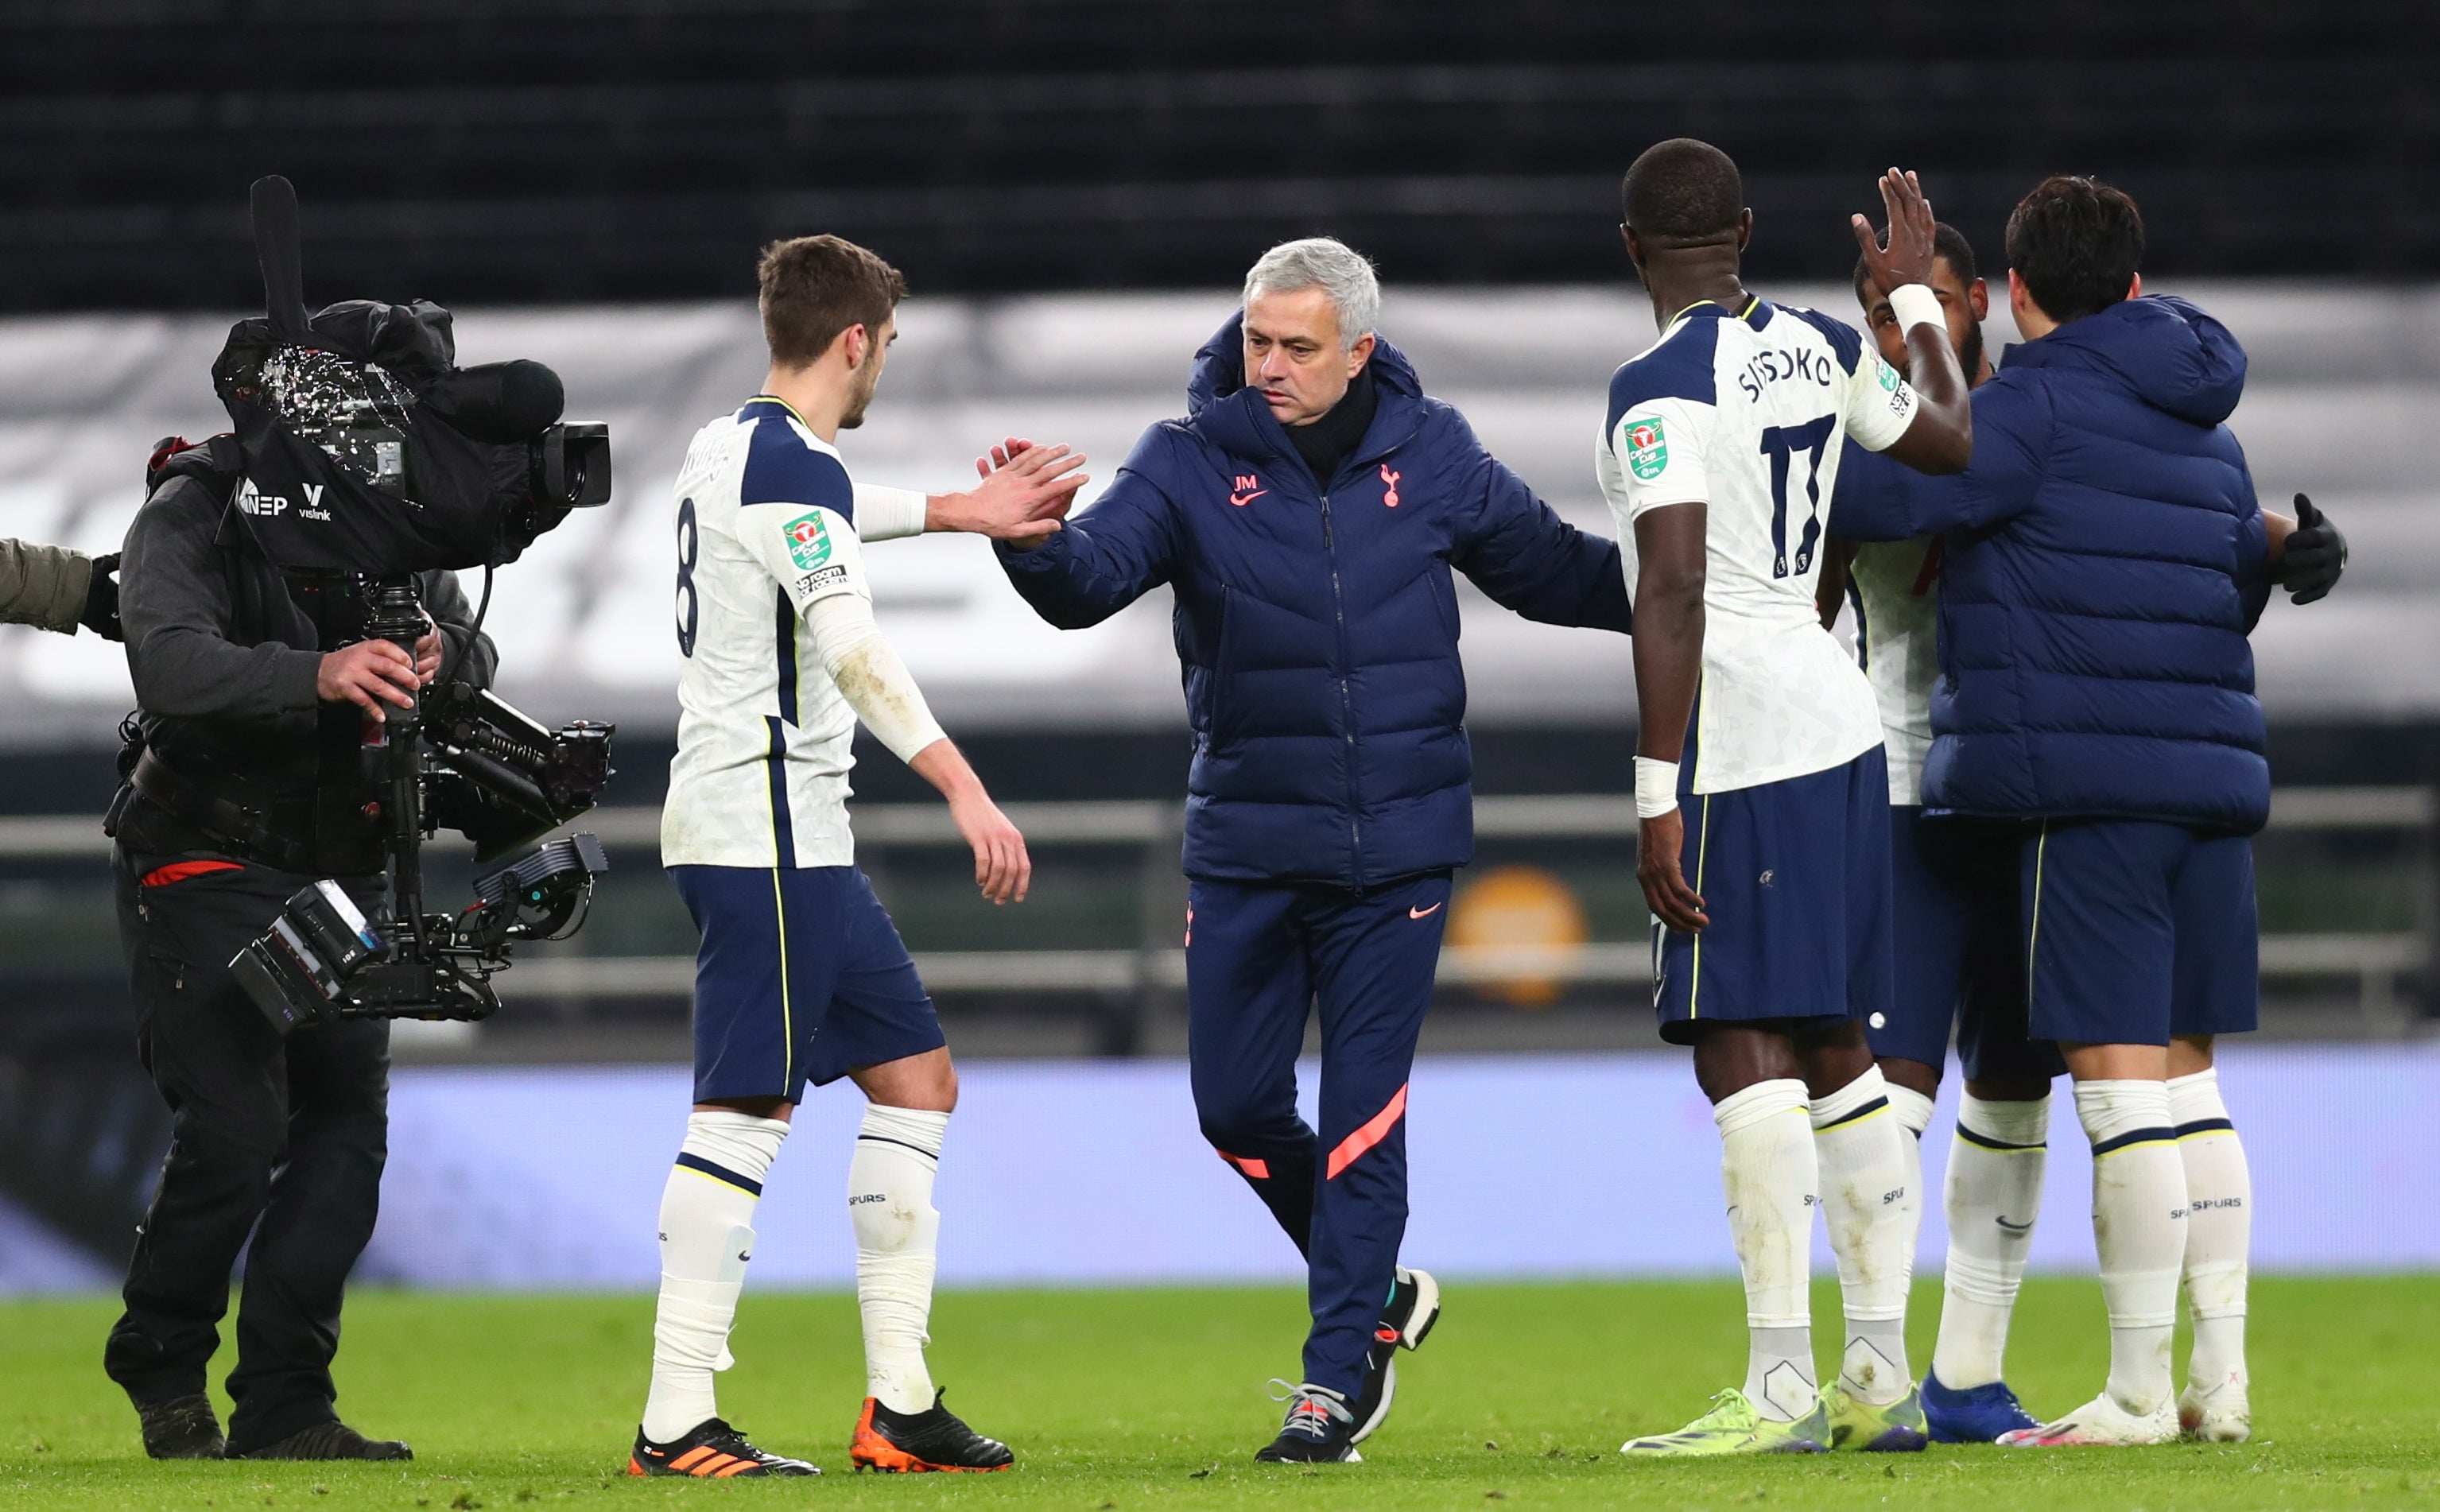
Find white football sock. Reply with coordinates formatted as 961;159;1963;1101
1811;1066;1918;1405
2168;1068;2250;1400
1883;1080;1936;1252
1930;1091;2049;1390
851;1103;950;1413
2076;1080;2186;1417
1714;1078;1820;1421
642;1109;789;1443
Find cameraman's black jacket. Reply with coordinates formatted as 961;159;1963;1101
114;467;496;876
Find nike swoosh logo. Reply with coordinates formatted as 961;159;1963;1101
1228;490;1266;506
1996;1217;2033;1232
1410;901;1443;919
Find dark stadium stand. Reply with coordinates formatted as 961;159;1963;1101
1;2;2435;311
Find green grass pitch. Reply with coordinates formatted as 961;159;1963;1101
3;1277;2435;1510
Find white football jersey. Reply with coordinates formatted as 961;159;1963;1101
1597;297;1921;793
662;395;876;869
1845;533;1942;806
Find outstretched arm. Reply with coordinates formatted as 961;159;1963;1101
981;430;1183;630
1452;443;1633;633
0;538;94;635
851;440;1090;544
1852;169;1972;475
739;494;1030;904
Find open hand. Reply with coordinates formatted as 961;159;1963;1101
1636;810;1710;933
931;436;1088;542
948;787;1031;905
1851;167;1939;297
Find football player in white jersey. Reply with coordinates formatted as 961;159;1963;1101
1597;142;1972;1456
630;235;1087;1478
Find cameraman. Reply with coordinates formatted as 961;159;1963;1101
103;441;493;1463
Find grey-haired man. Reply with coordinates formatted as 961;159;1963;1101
950;238;1635;1462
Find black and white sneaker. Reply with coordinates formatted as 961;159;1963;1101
1254;1381;1362;1464
1348;1265;1442;1442
628;1417;819;1478
1383;1265;1442;1351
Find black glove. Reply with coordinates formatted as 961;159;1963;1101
2280;493;2346;606
81;551;122;640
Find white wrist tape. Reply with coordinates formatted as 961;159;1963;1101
1887;282;1945;335
850;483;929;543
1634;757;1681;819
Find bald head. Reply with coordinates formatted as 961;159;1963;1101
1621;139;1745;246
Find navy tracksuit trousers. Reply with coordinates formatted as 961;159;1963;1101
1185;870;1451;1399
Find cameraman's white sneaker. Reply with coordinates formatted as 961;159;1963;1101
1996;1390;2178;1447
2178;1378;2251;1443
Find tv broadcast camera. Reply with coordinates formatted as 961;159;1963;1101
213;176;622;1034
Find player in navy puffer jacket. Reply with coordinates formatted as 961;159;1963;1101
972;242;1631;1460
1839;292;2277;831
1827;175;2345;1444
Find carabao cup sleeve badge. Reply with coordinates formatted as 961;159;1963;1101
785;510;834;570
1624;418;1669;481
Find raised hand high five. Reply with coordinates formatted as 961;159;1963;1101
1851;166;1939;297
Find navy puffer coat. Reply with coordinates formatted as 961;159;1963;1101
1830;296;2275;833
996;313;1633;886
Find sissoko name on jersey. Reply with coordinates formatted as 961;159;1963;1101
1596;297;1921;793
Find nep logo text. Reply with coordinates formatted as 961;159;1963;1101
237;479;332;521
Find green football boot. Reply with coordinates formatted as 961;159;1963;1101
1620;1389;1830;1456
1820;1382;1930;1452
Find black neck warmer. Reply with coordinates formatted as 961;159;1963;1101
1284;362;1378;486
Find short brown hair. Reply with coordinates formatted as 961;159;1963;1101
757;235;907;369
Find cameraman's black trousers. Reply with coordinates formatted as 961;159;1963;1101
105;848;389;1453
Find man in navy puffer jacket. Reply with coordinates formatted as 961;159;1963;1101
1830;176;2332;1448
956;238;1631;1461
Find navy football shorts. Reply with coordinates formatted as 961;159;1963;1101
1653;746;1893;1045
1872;807;2065;1083
669;863;946;1105
2020;818;2260;1048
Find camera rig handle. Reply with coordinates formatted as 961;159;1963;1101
363;576;433;955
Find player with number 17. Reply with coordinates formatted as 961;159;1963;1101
1596;142;1974;1456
